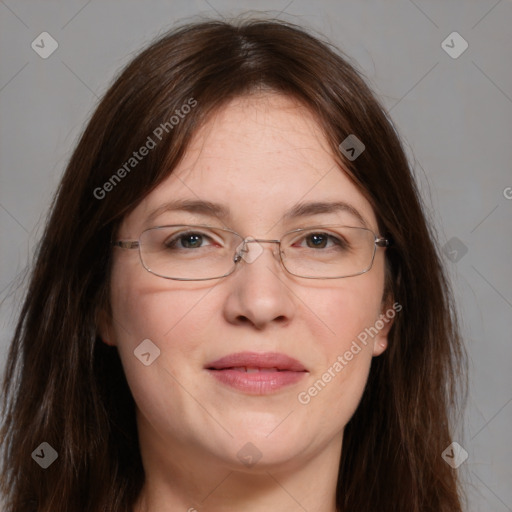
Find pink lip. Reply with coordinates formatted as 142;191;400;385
205;351;308;395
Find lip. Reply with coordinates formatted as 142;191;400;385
205;351;308;395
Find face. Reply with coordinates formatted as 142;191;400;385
101;93;391;474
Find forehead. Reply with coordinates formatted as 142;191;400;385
122;93;378;234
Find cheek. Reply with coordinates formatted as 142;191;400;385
108;268;204;378
108;276;220;439
109;254;212;341
314;272;385;354
297;272;384;417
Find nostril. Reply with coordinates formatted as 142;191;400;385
275;315;287;324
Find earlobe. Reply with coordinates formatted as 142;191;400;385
372;300;397;356
372;337;388;356
100;336;116;347
96;309;116;347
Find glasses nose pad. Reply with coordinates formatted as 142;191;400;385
234;237;264;264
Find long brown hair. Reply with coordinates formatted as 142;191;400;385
1;18;466;511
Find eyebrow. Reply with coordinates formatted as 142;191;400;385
146;198;368;227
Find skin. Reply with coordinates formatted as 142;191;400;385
100;93;392;512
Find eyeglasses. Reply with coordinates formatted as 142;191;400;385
112;224;390;281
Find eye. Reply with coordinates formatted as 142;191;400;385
304;233;330;249
293;232;348;250
164;230;218;250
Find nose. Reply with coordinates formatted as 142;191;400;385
222;240;296;330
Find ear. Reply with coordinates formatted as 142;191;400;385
96;308;117;347
372;299;400;357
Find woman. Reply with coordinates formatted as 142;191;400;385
0;18;466;511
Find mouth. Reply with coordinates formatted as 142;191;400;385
205;352;308;394
221;367;290;373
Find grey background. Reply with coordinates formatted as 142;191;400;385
0;1;511;510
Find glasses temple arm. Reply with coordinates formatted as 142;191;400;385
375;237;390;247
112;240;140;249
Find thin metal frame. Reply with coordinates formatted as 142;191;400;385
112;224;390;281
